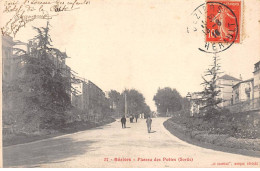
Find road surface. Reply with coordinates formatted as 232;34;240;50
3;117;260;167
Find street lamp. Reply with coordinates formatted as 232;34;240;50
124;90;127;118
186;92;192;117
186;92;191;101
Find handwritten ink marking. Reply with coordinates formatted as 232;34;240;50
25;5;36;11
26;0;54;5
1;9;55;37
50;4;71;12
1;0;91;37
68;0;90;10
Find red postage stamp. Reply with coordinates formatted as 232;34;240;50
206;0;241;43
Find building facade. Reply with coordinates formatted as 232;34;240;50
2;35;15;82
232;78;254;104
71;76;109;120
71;76;89;111
189;92;206;117
217;74;241;107
253;61;260;99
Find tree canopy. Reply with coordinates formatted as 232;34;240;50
200;53;223;118
3;22;75;132
107;89;151;117
153;87;182;116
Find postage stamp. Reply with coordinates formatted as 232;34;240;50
187;0;242;53
206;0;241;43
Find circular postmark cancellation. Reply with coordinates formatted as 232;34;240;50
187;0;241;54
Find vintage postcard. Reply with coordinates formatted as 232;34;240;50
0;0;260;168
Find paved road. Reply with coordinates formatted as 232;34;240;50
3;117;260;167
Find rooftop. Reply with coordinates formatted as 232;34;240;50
233;78;254;88
218;74;241;81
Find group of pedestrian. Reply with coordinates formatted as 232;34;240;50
129;114;139;123
120;115;152;133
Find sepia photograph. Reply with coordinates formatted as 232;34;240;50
0;0;260;168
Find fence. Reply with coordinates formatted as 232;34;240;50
224;98;260;113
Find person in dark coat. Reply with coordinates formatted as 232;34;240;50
135;114;138;123
121;116;126;128
146;116;152;133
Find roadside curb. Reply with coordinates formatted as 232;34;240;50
163;118;260;158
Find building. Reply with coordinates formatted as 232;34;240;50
2;35;15;82
71;76;89;111
2;36;28;83
189;92;206;116
232;78;254;104
253;61;260;99
71;76;109;120
87;80;108;118
217;74;241;107
225;62;260;113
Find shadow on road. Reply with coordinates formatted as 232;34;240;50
3;137;98;168
149;131;156;133
30;159;74;168
94;125;111;130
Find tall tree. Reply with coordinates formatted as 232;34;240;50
153;87;182;116
200;53;223;118
3;22;76;132
116;89;151;117
107;90;121;116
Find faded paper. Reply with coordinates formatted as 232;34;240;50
1;0;260;168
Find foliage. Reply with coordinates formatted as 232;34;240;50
200;53;223;118
153;87;182;116
108;90;121;115
181;97;190;111
107;89;151;117
170;109;260;139
3;22;74;133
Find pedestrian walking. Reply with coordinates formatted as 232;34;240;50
135;114;138;123
121;116;126;128
146;116;152;133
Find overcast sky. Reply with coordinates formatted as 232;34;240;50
4;0;260;111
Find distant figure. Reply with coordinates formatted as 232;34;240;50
130;115;134;123
121;116;126;128
135;114;138;123
146;116;152;133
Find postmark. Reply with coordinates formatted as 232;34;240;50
206;0;241;43
187;0;242;54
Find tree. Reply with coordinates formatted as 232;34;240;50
3;22;76;132
143;104;151;118
108;90;121;113
153;87;182;116
200;53;223;118
114;89;151;117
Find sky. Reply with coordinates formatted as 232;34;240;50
2;0;260;111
